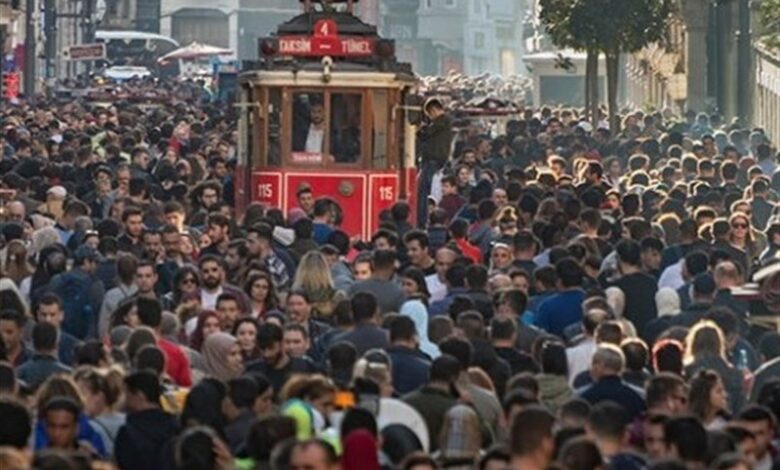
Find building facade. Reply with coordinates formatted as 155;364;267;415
415;0;526;75
624;0;759;121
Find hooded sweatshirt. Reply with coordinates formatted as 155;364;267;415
536;373;573;414
114;408;179;470
401;300;440;359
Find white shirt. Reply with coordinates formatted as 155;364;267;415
201;287;223;311
658;260;685;290
566;338;596;386
305;125;325;153
425;274;447;303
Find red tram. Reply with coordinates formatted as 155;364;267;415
235;0;420;239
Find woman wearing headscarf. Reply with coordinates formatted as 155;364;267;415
342;429;380;470
400;300;440;359
201;332;243;383
642;287;681;344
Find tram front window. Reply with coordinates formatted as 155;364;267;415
330;93;361;163
291;91;361;164
292;93;326;159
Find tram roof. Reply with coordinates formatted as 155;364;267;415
249;10;413;75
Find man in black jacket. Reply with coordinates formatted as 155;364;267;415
417;98;453;226
115;371;179;470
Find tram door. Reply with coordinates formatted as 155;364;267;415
249;84;403;238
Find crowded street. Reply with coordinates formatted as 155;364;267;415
1;0;780;470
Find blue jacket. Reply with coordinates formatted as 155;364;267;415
17;354;72;390
535;289;586;337
58;331;81;366
386;345;431;395
35;413;107;457
429;287;468;317
578;376;647;420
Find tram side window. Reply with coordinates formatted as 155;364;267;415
268;88;282;166
292;92;326;161
330;93;362;164
372;90;388;168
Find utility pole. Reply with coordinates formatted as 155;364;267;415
83;0;94;74
43;0;55;94
736;0;751;123
0;25;5;101
23;0;34;96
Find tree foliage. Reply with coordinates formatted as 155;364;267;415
540;0;673;56
538;0;673;130
761;0;780;49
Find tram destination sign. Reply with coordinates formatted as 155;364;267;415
278;35;375;57
277;19;375;57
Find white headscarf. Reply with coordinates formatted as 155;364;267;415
656;287;681;317
400;299;440;359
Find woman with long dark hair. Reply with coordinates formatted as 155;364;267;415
244;272;280;319
689;369;730;430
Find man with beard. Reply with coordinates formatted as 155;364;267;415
293;100;327;154
246;223;291;292
117;206;145;259
201;212;231;257
197;254;250;312
245;323;319;396
285;289;331;343
156;225;185;295
188;181;222;227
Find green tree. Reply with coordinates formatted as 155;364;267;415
539;0;605;127
761;0;780;49
540;0;673;131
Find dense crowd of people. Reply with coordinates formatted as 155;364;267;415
1;75;780;470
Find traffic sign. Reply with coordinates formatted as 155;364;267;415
65;43;106;61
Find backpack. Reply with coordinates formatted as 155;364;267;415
54;273;95;340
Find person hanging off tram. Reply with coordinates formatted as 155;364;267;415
416;98;454;227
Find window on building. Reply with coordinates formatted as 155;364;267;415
497;27;514;41
475;32;485;49
474;0;481;14
425;0;433;8
444;0;456;8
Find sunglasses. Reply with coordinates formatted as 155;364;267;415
732;223;749;229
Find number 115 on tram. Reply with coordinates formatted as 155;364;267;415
235;1;422;239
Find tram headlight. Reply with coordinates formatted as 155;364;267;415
322;56;333;83
376;39;395;59
260;38;279;57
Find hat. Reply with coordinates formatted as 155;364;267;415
47;185;67;199
73;245;102;264
273;226;295;247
